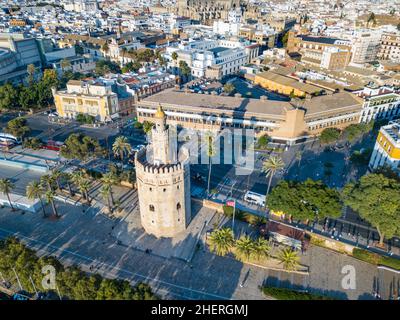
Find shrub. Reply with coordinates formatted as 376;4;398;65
352;248;400;270
262;287;334;300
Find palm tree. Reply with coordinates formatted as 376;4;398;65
51;169;62;190
45;190;59;218
0;178;15;211
208;228;234;257
62;172;74;196
101;172;118;206
40;174;55;191
112;136;132;167
26;181;46;217
234;235;255;262
252;237;270;261
100;184;112;213
78;179;91;204
277;248;300;271
262;155;285;203
205;132;217;196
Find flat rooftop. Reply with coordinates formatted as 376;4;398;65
141;88;362;119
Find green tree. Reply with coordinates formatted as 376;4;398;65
0;178;15;211
0;83;18;111
45;190;59;218
27;64;36;85
319;128;341;144
142;121;154;134
262;155;284;202
223;83;235;95
179;60;191;78
26;181;46;217
112;136;132;165
234;235;255;262
5;117;30;139
208;228;234;256
60;133;104;160
40;174;55;191
171;52;178;61
256;134;270;149
342;174;400;246
267;179;342;221
100;184;112;213
101;171;118;206
342;123;371;143
77;179;91;204
277;248;300;271
252;237;270;261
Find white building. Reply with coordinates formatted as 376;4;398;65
356;86;400;123
165;38;257;78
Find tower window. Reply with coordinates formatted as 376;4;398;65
163;188;166;192
149;187;152;191
149;205;155;212
177;185;180;190
177;203;181;210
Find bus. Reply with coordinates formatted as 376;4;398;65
0;133;20;147
244;191;265;207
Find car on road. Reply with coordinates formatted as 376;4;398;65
244;191;265;207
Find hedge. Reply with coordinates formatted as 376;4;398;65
222;205;266;226
352;248;400;270
262;286;334;300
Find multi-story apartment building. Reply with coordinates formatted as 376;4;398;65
350;30;382;65
53;79;135;122
379;33;400;62
355;86;400;123
369;120;400;173
136;87;363;144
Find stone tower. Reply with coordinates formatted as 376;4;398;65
135;105;191;238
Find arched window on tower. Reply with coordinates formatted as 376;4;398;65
177;203;181;211
149;205;155;212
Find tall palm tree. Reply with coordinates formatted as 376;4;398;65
208;228;234;257
100;184;112;213
0;178;15;211
277;248;300;271
51;169;62;190
101;172;118;205
252;237;270;261
62;172;74;196
78;179;91;204
40;174;55;192
45;190;59;218
234;235;255;262
262;155;285;203
112;136;132;167
26;181;46;217
205;132;217;196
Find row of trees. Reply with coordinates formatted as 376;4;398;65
0;69;58;112
208;228;300;271
266;173;400;246
319;123;373;144
0;237;157;300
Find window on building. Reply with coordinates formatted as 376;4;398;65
149;205;155;212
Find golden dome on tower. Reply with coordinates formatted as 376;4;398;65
155;104;166;119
